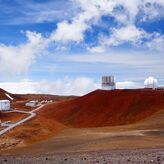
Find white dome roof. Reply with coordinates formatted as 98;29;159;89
144;76;158;88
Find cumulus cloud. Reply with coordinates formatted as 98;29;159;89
146;33;164;52
103;25;146;47
50;0;103;43
0;31;48;76
50;0;164;51
141;0;164;21
50;20;88;43
93;25;164;52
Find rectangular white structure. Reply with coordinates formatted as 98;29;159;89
102;76;116;90
0;100;10;111
25;100;37;107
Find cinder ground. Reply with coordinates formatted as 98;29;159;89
0;89;164;163
1;106;163;155
0;112;27;122
0;148;164;164
0;110;163;164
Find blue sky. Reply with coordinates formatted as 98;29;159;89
0;0;163;95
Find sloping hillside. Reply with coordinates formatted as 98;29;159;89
39;89;164;127
1;89;164;153
0;88;15;100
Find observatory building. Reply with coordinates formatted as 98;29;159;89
0;100;10;111
25;100;38;107
144;76;158;89
102;76;116;90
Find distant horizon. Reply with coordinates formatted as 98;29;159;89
1;81;164;96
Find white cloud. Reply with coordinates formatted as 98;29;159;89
0;79;38;94
0;31;48;76
50;0;164;51
141;0;164;22
50;20;88;43
97;25;164;52
146;33;164;52
0;77;100;96
116;81;143;89
115;0;139;23
50;0;102;43
88;46;105;53
35;77;100;96
103;25;146;46
50;0;115;43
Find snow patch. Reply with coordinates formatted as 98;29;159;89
5;93;14;100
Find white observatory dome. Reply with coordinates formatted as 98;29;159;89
144;76;158;89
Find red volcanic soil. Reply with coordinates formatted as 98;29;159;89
0;112;27;122
39;89;164;128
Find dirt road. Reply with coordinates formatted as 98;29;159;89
0;105;44;136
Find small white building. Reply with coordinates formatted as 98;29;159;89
0;100;10;111
25;100;37;107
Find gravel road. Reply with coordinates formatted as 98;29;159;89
0;148;164;164
0;105;44;136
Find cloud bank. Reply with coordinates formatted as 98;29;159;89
0;77;143;96
0;77;100;96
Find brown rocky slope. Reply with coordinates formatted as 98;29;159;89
38;89;164;128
